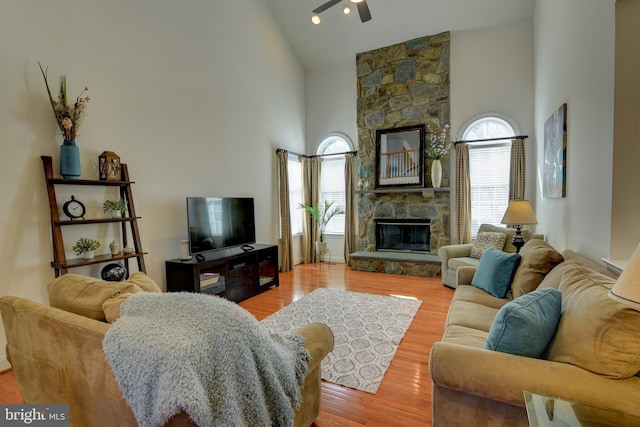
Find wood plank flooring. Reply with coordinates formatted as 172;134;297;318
0;262;454;426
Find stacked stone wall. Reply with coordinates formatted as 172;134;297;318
356;32;451;253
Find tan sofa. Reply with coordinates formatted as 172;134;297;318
0;273;334;427
429;242;640;426
438;224;543;289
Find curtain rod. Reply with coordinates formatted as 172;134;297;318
453;135;529;145
276;148;357;158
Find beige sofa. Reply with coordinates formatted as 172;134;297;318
430;241;640;426
438;224;543;289
0;273;334;427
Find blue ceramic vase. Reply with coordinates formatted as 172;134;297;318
60;140;81;179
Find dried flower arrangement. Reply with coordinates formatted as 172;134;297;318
38;62;90;142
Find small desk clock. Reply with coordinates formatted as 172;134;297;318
62;195;86;220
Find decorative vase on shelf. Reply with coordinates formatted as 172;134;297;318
83;250;95;260
431;159;442;188
60;140;81;179
109;241;121;256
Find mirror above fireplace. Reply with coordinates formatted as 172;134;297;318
375;125;425;189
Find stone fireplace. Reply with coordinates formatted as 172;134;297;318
351;32;450;277
376;219;430;253
357;190;449;254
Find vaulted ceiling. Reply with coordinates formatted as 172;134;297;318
265;0;536;70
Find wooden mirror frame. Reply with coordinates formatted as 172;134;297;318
375;124;425;189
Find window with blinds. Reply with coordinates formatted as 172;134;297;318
316;133;352;236
320;157;345;234
287;158;303;235
462;116;517;238
468;143;511;237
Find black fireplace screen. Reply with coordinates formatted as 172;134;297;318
375;220;430;253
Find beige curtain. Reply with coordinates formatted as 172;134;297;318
301;157;322;263
509;138;526;201
344;153;356;264
276;150;293;272
455;143;471;244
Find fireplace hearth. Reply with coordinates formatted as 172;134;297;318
375;219;430;253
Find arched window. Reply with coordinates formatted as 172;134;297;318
317;133;353;234
460;115;518;237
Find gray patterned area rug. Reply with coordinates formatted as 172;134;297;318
260;288;422;394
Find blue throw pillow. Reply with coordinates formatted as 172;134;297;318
484;288;562;358
471;247;521;298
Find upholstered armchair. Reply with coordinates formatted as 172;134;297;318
0;273;334;427
438;223;543;289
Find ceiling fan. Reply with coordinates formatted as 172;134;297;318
312;0;372;24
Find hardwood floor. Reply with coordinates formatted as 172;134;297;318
240;263;454;426
0;263;454;426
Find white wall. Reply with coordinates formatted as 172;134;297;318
611;0;640;260
0;0;305;369
451;20;535;141
533;0;616;259
306;62;359;152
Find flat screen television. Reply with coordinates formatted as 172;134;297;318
187;197;256;256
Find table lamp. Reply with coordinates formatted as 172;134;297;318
500;200;538;253
609;243;640;311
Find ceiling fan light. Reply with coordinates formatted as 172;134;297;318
311;14;321;24
343;5;351;14
350;0;364;3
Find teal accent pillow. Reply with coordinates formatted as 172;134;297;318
471;247;521;298
484;288;562;358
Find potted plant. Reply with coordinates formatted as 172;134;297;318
103;199;127;218
72;237;101;260
299;200;345;253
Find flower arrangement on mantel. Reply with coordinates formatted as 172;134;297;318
426;124;451;160
38;62;90;142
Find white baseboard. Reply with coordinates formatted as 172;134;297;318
0;355;11;371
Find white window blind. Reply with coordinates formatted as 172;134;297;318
469;143;511;237
462;116;517;238
287;158;303;235
320;157;345;234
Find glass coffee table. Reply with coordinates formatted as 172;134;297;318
523;390;640;426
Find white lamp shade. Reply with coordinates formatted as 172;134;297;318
500;200;538;225
609;244;640;311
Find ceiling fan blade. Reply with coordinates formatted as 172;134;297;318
312;0;342;14
357;1;372;23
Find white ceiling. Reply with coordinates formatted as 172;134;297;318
265;0;536;70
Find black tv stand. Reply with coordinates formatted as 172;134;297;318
165;243;279;303
241;244;254;252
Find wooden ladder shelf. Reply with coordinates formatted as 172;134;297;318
41;155;147;277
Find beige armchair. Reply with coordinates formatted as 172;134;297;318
0;274;333;427
438;223;542;288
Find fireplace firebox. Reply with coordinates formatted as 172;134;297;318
375;219;430;253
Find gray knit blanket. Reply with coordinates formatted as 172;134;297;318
103;292;310;427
